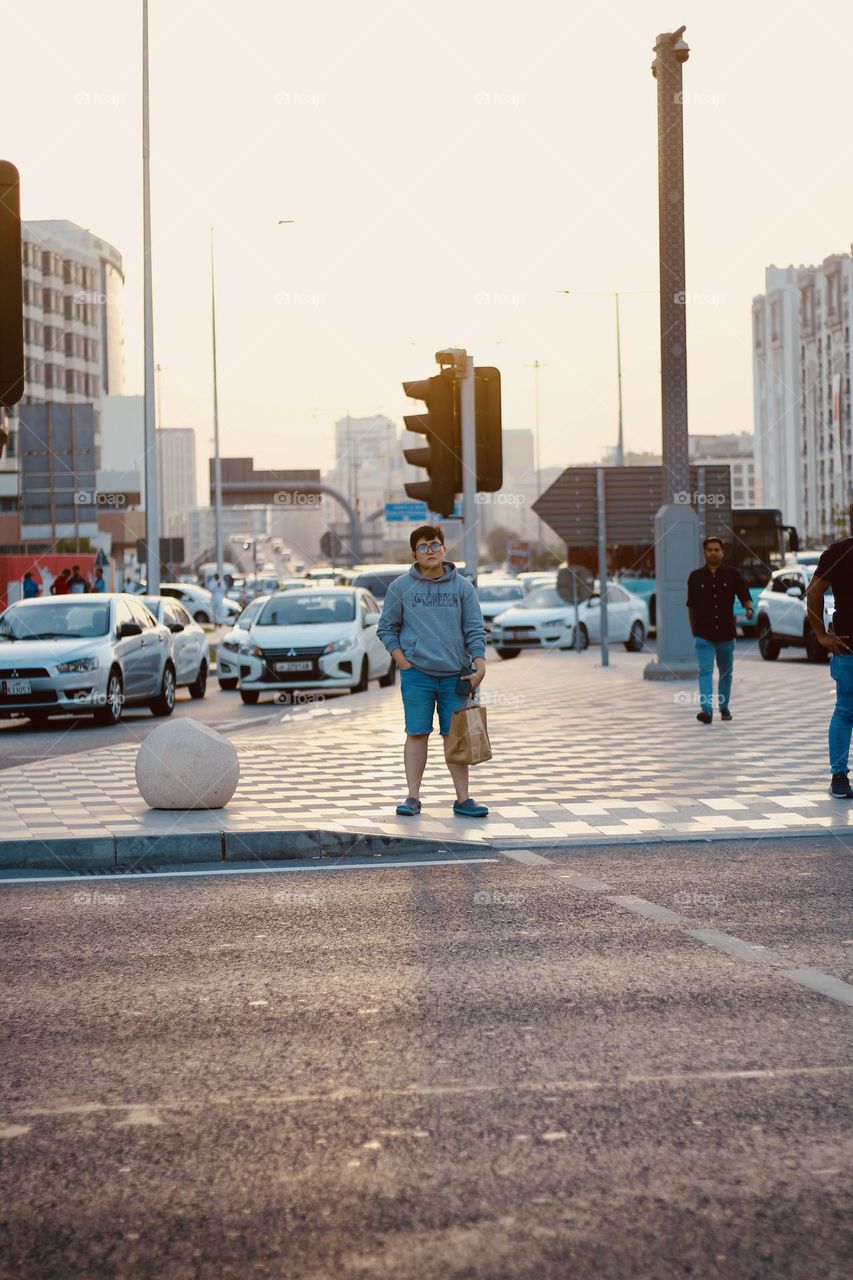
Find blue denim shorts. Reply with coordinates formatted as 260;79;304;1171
400;666;469;736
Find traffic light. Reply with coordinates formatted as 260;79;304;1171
0;161;24;410
402;369;460;517
474;366;502;492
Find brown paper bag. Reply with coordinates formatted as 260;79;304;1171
446;703;492;765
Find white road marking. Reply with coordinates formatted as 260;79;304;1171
0;857;499;888
781;968;853;1007
558;873;617;892
605;894;685;925
498;848;553;865
684;929;784;964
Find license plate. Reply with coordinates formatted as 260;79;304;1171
503;631;526;640
2;680;31;695
274;661;313;672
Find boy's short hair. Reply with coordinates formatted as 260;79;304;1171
703;537;724;551
410;524;445;555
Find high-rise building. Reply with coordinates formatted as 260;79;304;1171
688;433;759;509
158;428;197;534
753;252;853;543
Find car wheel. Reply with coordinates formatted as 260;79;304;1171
240;689;260;705
577;624;589;651
624;620;646;652
805;625;829;663
649;595;657;629
188;660;208;699
496;648;520;659
351;658;369;693
378;658;397;687
218;677;238;691
194;610;210;625
149;664;176;716
757;617;780;661
94;669;124;726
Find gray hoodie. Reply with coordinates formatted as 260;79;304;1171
377;561;486;677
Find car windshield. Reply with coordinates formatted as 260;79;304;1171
478;584;524;602
351;573;398;597
139;598;162;618
257;593;356;625
0;602;112;640
525;588;566;610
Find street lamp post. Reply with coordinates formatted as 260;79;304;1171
644;25;699;681
141;0;159;587
210;228;223;584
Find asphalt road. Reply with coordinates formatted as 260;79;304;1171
1;836;851;1279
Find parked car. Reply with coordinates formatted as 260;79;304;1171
139;597;209;697
755;565;834;662
0;594;176;725
516;571;558;595
490;582;649;658
349;565;412;600
477;579;525;638
237;587;395;703
216;595;269;689
137;582;240;625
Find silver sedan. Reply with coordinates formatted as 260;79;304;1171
0;594;177;726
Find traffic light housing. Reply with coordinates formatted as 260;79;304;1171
474;366;502;492
402;370;460;517
0;161;24;410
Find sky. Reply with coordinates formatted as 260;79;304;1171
5;0;853;496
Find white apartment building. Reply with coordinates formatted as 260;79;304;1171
688;433;759;509
753;252;853;544
158;427;197;533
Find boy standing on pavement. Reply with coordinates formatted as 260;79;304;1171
378;525;488;818
806;538;853;797
686;537;753;724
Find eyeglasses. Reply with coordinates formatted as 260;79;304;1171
416;541;443;553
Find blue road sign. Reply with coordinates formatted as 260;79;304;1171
385;500;463;522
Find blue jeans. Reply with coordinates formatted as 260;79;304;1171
694;637;735;715
400;666;469;736
828;654;853;773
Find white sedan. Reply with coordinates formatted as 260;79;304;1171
237;587;396;703
139;597;210;697
755;565;834;662
216;595;269;689
490;583;649;659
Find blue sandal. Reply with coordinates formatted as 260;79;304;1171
453;797;489;818
396;796;422;816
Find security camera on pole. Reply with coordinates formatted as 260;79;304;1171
644;25;700;681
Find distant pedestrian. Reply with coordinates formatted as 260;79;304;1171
22;571;40;599
122;577;136;593
806;537;853;797
686;537;753;724
377;524;488;817
210;575;227;625
68;564;89;594
91;567;107;593
51;569;71;596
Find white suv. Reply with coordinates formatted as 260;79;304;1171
755;566;834;662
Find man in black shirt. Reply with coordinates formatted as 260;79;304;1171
806;538;853;797
686;537;753;724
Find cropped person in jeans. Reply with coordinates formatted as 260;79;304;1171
686;537;753;723
806;538;853;797
377;524;488;818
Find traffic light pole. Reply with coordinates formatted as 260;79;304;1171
459;353;478;584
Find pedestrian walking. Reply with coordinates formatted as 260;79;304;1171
686;537;753;723
806;538;853;797
91;567;107;593
68;564;89;594
377;524;488;817
22;571;40;599
51;569;71;596
210;575;227;625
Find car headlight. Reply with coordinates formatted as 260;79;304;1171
323;638;352;654
222;640;240;652
241;644;264;656
56;656;99;673
541;618;565;627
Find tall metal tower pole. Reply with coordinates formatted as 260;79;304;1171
142;0;159;586
210;228;224;581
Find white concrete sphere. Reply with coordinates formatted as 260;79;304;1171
135;719;240;810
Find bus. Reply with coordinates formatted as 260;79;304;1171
581;509;799;634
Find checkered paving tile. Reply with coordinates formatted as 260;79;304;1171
1;646;851;852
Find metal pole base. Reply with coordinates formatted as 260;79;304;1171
643;659;698;680
643;502;700;681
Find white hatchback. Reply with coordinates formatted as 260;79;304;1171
237;587;396;703
755;565;834;662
